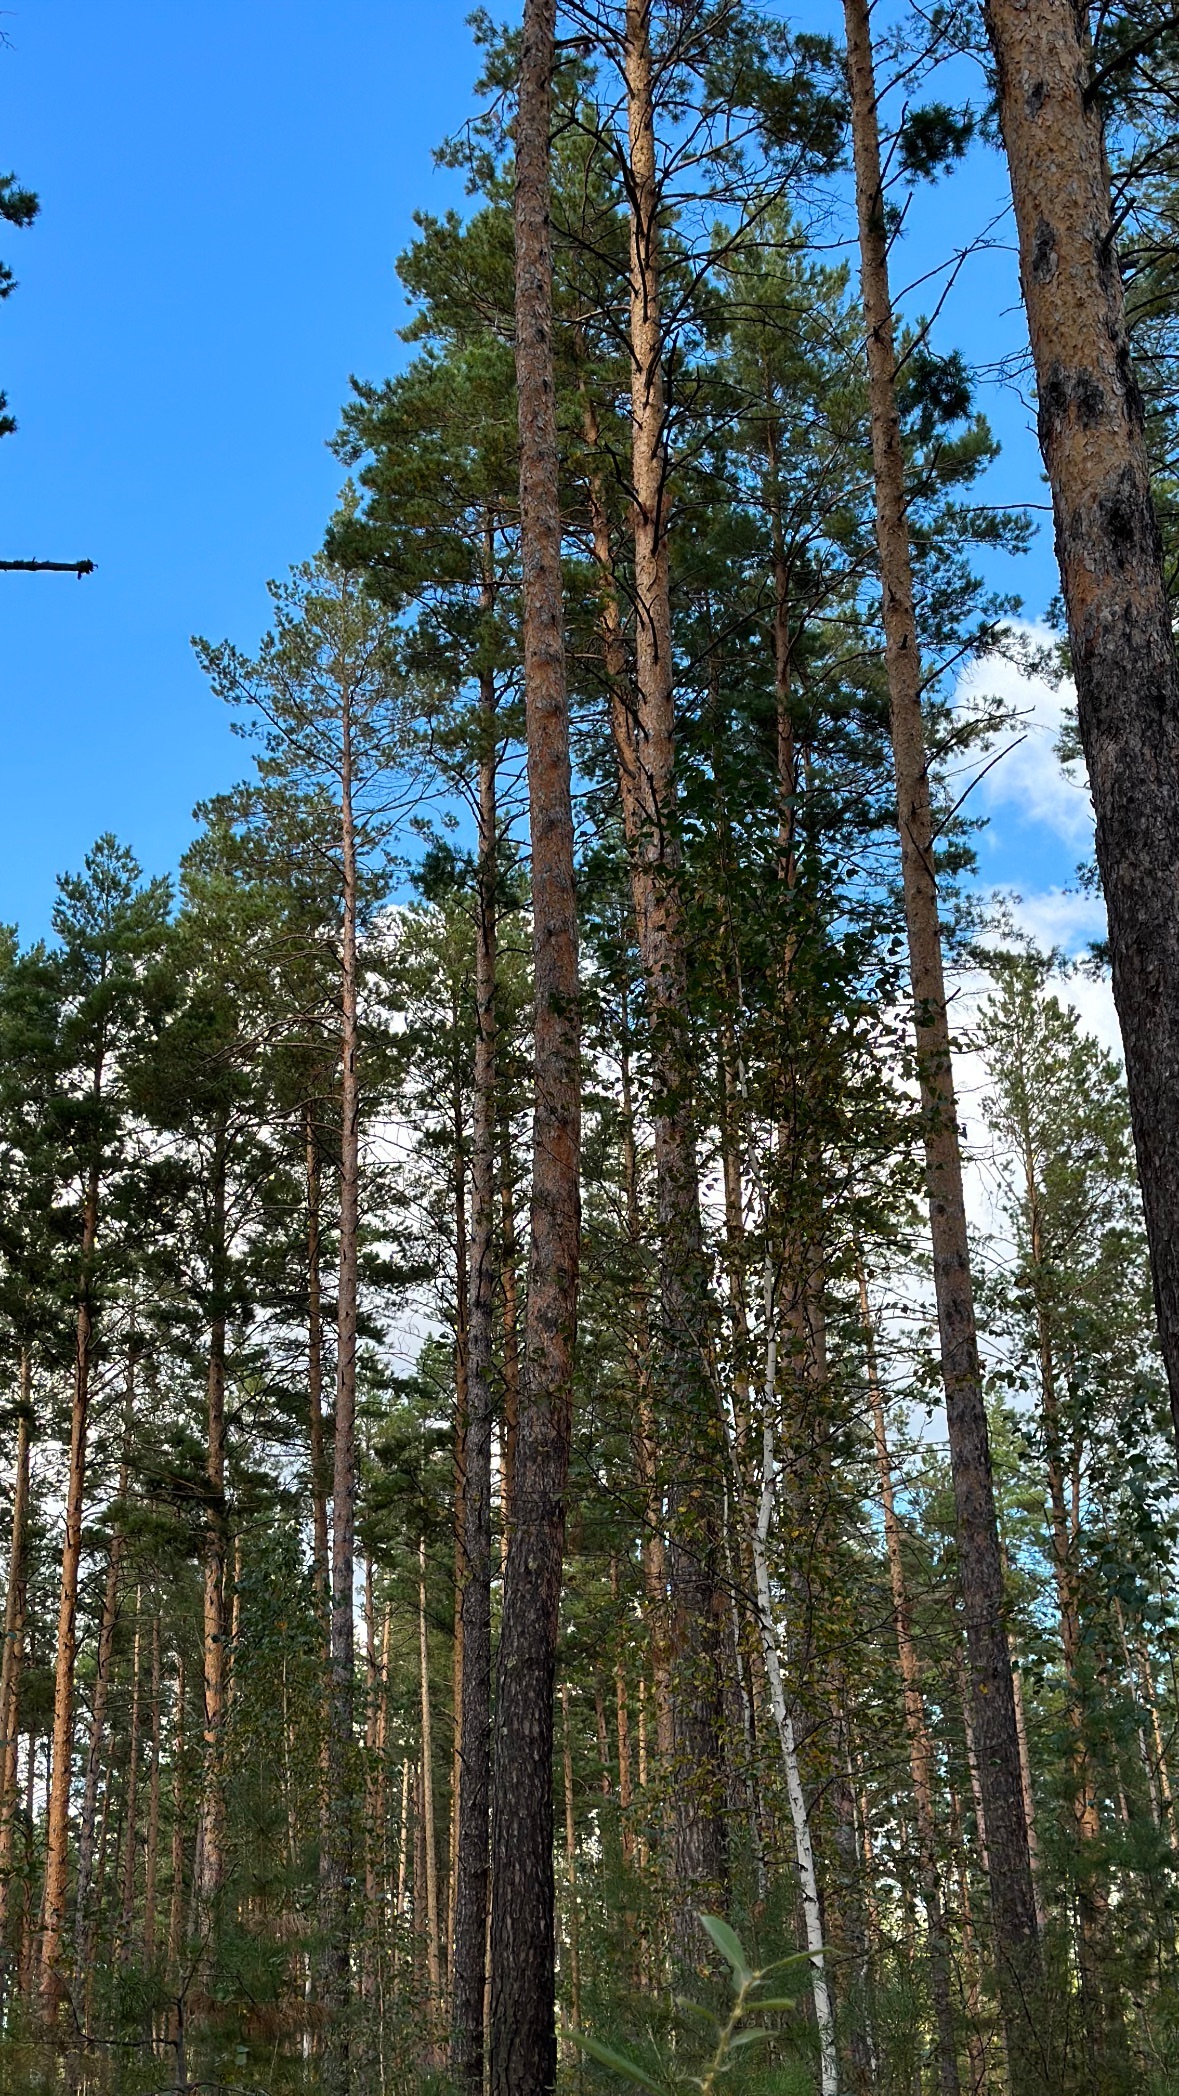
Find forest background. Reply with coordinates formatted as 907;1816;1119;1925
2;3;1176;2096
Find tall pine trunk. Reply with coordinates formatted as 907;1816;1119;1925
489;4;582;2085
842;3;1044;2078
325;665;361;2091
982;0;1179;1454
619;0;726;1921
452;660;499;2092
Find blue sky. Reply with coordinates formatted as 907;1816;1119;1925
0;2;1086;949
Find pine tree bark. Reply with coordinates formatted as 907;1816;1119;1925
842;2;1045;2077
981;0;1179;1455
619;0;727;1919
489;5;582;2087
452;662;499;2093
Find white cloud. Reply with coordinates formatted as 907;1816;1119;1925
955;621;1093;847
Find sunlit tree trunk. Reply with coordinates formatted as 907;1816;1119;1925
982;0;1179;1455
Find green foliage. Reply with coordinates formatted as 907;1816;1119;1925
575;1919;811;2094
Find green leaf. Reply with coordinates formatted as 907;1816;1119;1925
746;1997;795;2013
698;1913;752;1987
571;2030;669;2093
672;1996;720;2028
727;2028;772;2049
757;1949;824;1975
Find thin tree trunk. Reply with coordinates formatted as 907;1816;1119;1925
858;1266;961;2096
396;1756;410;1936
982;0;1179;1451
450;1109;469;1987
453;653;499;2093
41;1135;102;2010
747;1251;838;2096
842;4;1044;2077
325;660;362;2090
618;1018;674;1778
168;1651;186;1979
419;1539;441;2012
119;1588;143;1967
490;7;582;2087
619;0;726;1919
0;1375;31;2001
499;1112;520;1537
561;1683;581;2034
76;1375;134;1961
197;1116;231;1938
306;1107;331;1618
615;1661;634;1850
144;1612;161;1966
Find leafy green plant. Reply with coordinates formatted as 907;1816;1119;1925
573;1916;811;2092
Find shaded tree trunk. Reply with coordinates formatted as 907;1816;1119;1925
842;2;1044;2077
489;6;582;2088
